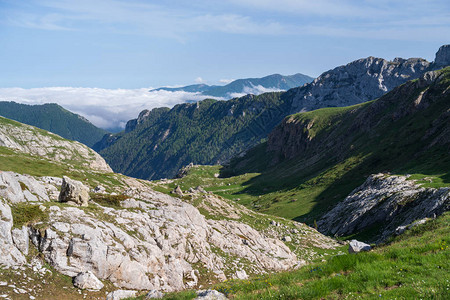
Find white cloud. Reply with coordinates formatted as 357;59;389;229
228;85;283;98
0;87;218;131
219;79;234;84
195;77;205;84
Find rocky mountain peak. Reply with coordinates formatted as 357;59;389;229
434;44;450;67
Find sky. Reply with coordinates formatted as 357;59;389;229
0;0;449;130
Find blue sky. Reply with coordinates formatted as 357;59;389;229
1;0;449;89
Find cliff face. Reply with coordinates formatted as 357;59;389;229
289;57;430;114
267;69;449;164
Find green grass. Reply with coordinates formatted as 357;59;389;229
156;212;450;299
10;203;49;229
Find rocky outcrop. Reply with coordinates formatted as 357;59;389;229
318;174;449;243
0;199;27;267
348;240;371;254
0;116;112;173
58;176;90;206
289;56;431;114
0;170;339;292
434;44;450;67
73;271;104;290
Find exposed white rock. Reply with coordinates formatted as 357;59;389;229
348;240;371;254
11;226;29;255
106;289;138;300
234;270;248;280
195;289;227;300
0;117;112;173
145;290;164;299
318;173;449;243
73;271;104;290
395;218;429;235
59;176;90;206
0;199;26;267
0;171;49;203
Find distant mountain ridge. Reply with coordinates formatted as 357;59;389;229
96;45;449;180
151;73;314;98
0;101;108;147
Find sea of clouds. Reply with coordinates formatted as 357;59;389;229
0;87;219;131
0;85;283;132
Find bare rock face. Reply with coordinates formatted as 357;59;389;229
0;199;26;267
318;174;449;243
58;176;90;206
434;44;450;67
348;240;371;254
289;56;431;115
73;271;104;290
0;171;50;203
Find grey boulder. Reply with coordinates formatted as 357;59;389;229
59;176;90;206
348;240;371;254
73;271;104;290
195;289;227;300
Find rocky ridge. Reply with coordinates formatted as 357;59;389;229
318;173;449;243
0;116;111;173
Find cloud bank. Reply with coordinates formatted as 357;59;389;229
0;87;217;131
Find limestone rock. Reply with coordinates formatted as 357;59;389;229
145;290;164;299
0;199;26;267
0;171;50;203
106;290;138;300
348;240;371;254
59;176;90;206
234;270;248;280
11;226;29;255
318;173;449;243
434;44;450;67
73;271;104;290
172;185;184;197
0;118;112;173
195;289;227;300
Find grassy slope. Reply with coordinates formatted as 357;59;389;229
160;211;450;300
208;68;450;224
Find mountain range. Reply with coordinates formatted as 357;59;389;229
96;45;450;180
0;101;108;147
150;73;314;98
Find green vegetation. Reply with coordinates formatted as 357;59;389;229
10;203;49;228
0;101;107;147
142;212;450;299
218;67;450;224
90;193;129;208
98;92;291;180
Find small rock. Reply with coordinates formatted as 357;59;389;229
234;270;248;280
106;290;138;300
171;186;184;197
348;239;371;254
73;271;104;291
282;236;292;242
93;185;106;194
145;290;164;299
195;289;227;300
0;282;7;286
59;176;90;206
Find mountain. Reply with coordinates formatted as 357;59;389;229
96;45;449;180
0;115;339;298
0;101;108;147
94;93;290;179
222;67;450;227
151;73;314;98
